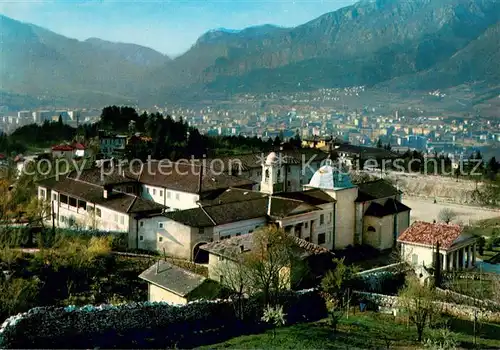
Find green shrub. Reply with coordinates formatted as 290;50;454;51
424;328;459;350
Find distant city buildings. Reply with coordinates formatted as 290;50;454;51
0;109;101;133
2;87;499;160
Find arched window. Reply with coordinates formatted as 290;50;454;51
277;169;281;178
265;169;270;179
367;226;376;232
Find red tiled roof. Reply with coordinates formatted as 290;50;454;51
52;144;74;151
397;221;463;249
73;142;86;150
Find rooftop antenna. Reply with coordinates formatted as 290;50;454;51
198;163;204;195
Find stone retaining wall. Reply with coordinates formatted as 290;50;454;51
0;289;326;349
353;291;500;323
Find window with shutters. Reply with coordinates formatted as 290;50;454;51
411;254;418;265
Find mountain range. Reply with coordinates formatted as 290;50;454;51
1;0;499;108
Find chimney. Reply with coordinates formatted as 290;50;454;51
103;185;112;199
198;163;204;195
267;195;272;216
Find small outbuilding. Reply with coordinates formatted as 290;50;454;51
398;221;477;272
139;260;219;304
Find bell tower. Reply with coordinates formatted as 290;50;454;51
260;152;284;194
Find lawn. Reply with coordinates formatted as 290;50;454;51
200;313;500;349
476;217;500;230
444;277;496;300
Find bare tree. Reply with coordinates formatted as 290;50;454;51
212;226;306;308
213;256;249;320
398;276;438;342
243;225;305;305
438;208;458;224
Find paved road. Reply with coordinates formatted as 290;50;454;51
402;197;500;225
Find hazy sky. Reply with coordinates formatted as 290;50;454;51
0;0;356;57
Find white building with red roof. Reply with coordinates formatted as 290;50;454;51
51;143;87;159
398;221;477;272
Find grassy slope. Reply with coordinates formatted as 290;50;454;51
200;313;500;349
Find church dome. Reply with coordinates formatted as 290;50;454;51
308;164;354;190
265;152;278;165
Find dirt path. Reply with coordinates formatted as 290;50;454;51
402;196;500;225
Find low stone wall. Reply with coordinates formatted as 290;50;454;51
356;262;406;276
436;288;500;311
353;291;500;323
443;272;498;281
0;289;326;349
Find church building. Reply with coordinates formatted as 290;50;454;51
152;152;411;261
261;151;411;250
37;151;411;261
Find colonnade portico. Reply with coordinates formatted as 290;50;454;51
442;243;476;272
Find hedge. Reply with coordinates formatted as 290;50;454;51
0;289;326;349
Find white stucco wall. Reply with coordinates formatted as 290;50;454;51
260;161;321;194
51;150;74;159
156;219;195;260
401;243;435;268
74;149;85;157
363;215;395;251
141;184;199;210
208;253;237;284
38;186;165;251
147;283;188;304
278;203;335;249
327;187;358;249
46;187;130;233
207;252;292;292
56;201;130;233
355;202;364;245
363;216;381;249
213;217;267;240
136;216;267;260
379;215;395;250
136;215;166;251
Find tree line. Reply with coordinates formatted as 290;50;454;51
1;117;99;155
102;106;295;160
1;106;300;160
